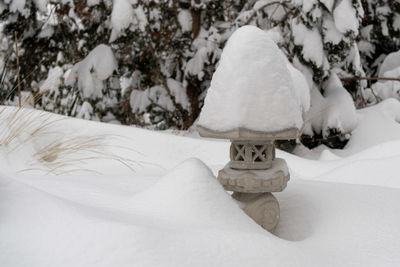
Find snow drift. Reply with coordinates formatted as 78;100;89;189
1;98;400;266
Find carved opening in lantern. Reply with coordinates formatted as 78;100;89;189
229;140;274;170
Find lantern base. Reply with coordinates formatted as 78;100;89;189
217;158;290;193
232;192;280;232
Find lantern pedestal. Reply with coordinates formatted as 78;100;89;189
197;126;298;232
218;158;289;232
232;192;280;232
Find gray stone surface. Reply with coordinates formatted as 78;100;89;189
197;122;295;233
197;125;300;141
232;192;280;232
229;140;274;170
218;158;290;193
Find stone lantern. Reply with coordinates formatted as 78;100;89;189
197;126;300;231
196;26;309;232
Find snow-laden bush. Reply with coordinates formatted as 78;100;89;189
67;44;117;99
1;0;400;149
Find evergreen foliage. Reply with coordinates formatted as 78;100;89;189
0;0;399;148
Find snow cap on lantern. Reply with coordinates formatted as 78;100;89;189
198;25;309;140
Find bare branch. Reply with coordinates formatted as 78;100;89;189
340;76;400;82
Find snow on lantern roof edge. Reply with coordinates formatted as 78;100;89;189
197;125;301;140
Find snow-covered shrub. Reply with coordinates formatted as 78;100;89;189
359;0;400;76
108;0;234;129
237;0;364;147
1;0;400;149
67;44;117;99
39;44;118;120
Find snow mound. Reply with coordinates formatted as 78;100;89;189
130;158;263;230
198;25;309;133
1;104;400;266
0;160;281;267
344;98;400;154
2;160;400;266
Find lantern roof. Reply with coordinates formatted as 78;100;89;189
197;125;300;141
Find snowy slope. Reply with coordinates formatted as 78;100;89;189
1;99;400;266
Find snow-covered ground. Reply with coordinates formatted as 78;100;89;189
1;99;400;266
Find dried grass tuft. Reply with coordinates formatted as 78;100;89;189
0;106;138;175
